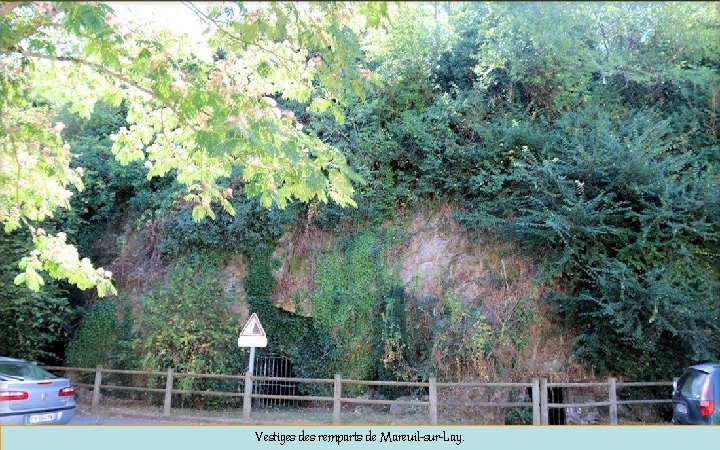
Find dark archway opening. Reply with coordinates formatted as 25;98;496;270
524;385;567;425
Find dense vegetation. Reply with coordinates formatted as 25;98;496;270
310;3;720;380
1;2;718;384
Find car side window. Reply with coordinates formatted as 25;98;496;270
678;370;709;399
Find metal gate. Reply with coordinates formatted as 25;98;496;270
548;387;566;425
253;353;298;408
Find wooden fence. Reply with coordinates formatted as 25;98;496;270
43;366;672;425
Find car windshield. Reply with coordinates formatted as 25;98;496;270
677;370;710;398
0;361;58;381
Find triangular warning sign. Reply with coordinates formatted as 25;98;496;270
240;313;266;337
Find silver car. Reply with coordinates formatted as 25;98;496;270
0;356;76;424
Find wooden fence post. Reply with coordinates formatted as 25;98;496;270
333;374;342;424
91;365;102;410
429;377;438;425
532;378;541;425
163;368;174;416
540;378;549;425
243;371;252;420
608;377;618;425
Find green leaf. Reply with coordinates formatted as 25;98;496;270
191;205;206;222
308;97;333;113
13;273;27;286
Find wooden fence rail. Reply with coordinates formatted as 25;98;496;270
43;366;672;425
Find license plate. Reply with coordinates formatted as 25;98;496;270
26;413;56;424
675;403;687;414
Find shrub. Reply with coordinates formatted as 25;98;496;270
133;253;245;408
460;108;720;378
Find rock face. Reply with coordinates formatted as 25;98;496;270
104;203;594;422
263;205;572;379
269;205;542;314
395;206;572;378
395;205;538;304
109;203;575;385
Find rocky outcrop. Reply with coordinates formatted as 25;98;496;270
108;202;575;381
395;205;538;304
263;205;573;378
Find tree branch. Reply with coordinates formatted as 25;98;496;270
13;48;156;97
182;1;298;72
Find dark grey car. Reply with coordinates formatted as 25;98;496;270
0;356;76;425
672;362;720;425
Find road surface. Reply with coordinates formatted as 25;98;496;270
70;414;177;425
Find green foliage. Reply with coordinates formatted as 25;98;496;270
159;195;297;257
461;107;719;378
311;230;386;381
309;70;463;228
244;246;279;299
504;399;533;425
0;230;74;364
306;228;418;391
46;102;156;257
133;253;244;407
411;294;495;380
473;3;601;116
375;285;416;396
65;298;135;370
1;2;388;295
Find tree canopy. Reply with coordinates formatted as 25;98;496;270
1;1;387;295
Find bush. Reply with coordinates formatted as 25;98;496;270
460;108;720;378
133;253;245;408
65;299;135;370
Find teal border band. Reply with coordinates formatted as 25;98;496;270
2;425;718;450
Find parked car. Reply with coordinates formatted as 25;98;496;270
0;356;75;425
672;362;720;424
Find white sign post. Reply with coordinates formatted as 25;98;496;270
238;313;267;419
